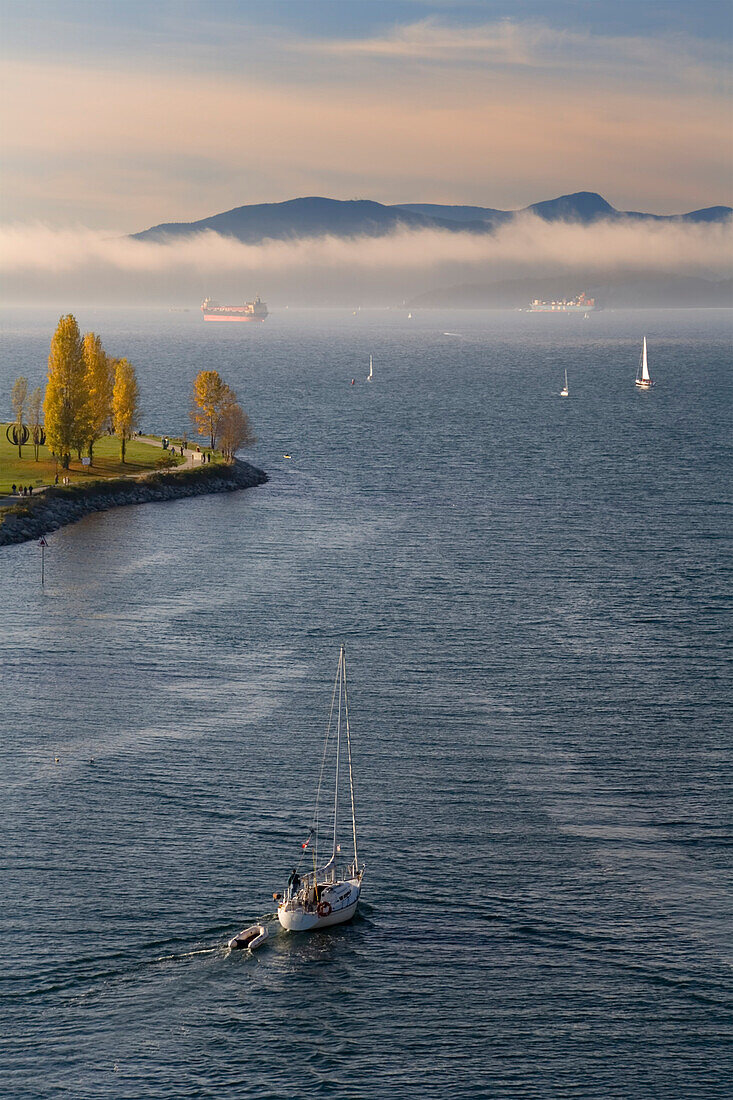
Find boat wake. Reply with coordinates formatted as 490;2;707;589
153;946;221;962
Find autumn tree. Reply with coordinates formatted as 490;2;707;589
219;397;256;460
28;386;43;460
11;376;28;457
82;332;113;464
44;314;88;469
190;370;231;450
111;358;140;463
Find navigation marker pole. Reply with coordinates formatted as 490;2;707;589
39;537;47;586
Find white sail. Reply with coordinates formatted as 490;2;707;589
636;337;653;387
641;337;650;382
367;355;373;381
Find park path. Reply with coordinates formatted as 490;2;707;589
0;436;210;507
133;435;206;470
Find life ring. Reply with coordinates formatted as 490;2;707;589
317;901;332;918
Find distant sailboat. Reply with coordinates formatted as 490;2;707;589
407;312;412;319
560;369;569;397
635;337;654;389
366;355;373;382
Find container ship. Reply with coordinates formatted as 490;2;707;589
528;293;596;313
201;296;268;322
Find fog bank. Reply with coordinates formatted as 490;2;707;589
1;215;730;306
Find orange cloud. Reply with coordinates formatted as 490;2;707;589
1;16;730;230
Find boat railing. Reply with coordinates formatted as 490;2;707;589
280;861;362;909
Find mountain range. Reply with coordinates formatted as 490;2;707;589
132;192;732;244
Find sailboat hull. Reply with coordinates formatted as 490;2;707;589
278;878;362;932
635;380;654;388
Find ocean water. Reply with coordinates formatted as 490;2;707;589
0;307;731;1099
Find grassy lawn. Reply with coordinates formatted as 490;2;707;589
0;427;184;494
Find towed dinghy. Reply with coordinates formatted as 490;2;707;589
228;924;268;951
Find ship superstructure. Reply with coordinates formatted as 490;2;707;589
201;296;268;322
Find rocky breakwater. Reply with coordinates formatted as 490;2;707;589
0;461;268;547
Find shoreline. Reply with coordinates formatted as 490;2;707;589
0;459;268;547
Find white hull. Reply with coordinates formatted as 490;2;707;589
278;878;361;932
635;380;653;389
560;390;569;397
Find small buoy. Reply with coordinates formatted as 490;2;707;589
283;454;291;459
54;757;59;764
89;758;95;764
351;379;355;385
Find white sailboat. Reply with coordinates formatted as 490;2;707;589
560;368;569;397
635;337;654;389
366;355;373;382
277;646;364;933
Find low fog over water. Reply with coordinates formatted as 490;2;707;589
1;216;731;306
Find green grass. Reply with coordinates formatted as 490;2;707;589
0;427;185;494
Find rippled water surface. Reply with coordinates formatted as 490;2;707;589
1;307;731;1098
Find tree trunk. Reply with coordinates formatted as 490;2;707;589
120;435;126;463
62;453;70;469
88;440;94;466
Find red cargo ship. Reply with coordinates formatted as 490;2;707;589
201;296;268;322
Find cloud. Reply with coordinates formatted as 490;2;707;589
306;17;730;91
1;216;730;304
1;15;730;227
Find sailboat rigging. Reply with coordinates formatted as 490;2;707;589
635;337;654;389
277;646;364;932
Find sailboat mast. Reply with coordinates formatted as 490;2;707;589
332;647;343;864
342;646;358;867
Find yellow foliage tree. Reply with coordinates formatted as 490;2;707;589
83;332;113;464
111;358;141;463
43;314;88;469
190;370;230;450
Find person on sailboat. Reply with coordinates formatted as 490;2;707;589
287;869;300;898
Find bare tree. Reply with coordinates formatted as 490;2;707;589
11;376;28;457
219;399;255;460
28;386;43;460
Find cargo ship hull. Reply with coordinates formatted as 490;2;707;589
202;313;267;322
529;304;596;313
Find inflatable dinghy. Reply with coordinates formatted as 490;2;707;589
228;924;268;951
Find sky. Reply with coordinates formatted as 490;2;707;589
1;0;732;231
